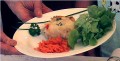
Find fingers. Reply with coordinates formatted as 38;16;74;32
1;31;17;46
1;31;22;55
34;1;52;17
0;42;23;55
7;2;34;22
5;39;17;47
14;6;34;22
41;3;53;13
34;1;42;18
6;1;52;21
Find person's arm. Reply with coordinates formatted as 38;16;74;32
75;0;92;8
5;1;52;22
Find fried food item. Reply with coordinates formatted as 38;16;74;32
43;16;75;39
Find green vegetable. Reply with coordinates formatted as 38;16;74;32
94;29;103;39
99;15;111;29
81;31;89;46
68;5;115;49
29;23;41;36
90;21;99;33
68;29;80;49
88;5;106;18
105;8;115;20
75;14;89;28
89;37;97;46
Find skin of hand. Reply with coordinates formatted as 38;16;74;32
0;29;22;55
5;0;52;22
0;1;52;55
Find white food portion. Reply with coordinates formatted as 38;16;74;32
43;16;75;39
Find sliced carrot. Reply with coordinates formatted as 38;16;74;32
36;36;70;53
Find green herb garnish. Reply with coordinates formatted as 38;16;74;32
29;23;41;36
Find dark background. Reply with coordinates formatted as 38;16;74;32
1;1;100;56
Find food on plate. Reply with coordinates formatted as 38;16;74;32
68;5;115;49
36;36;70;53
32;5;115;53
43;16;75;39
29;23;41;36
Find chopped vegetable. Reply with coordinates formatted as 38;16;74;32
29;23;41;36
37;37;70;53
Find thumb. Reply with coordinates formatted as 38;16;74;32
34;1;42;18
6;1;34;22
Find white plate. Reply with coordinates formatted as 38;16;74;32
13;8;116;58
